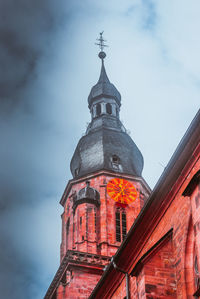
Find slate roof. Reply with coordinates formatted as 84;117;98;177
70;126;144;179
88;58;121;108
71;54;143;179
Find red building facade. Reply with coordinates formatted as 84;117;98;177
89;110;200;299
45;43;151;299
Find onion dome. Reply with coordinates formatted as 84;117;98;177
88;51;121;109
73;181;100;211
70;128;144;179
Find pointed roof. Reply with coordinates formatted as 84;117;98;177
97;59;110;84
71;50;144;179
88;51;121;108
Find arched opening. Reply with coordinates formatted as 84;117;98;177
96;103;101;116
115;207;127;242
92;106;96;117
115;208;121;242
112;155;120;164
66;218;70;249
111;155;122;171
94;206;100;247
106;103;112;114
122;210;127;241
94;209;97;233
75;167;79;177
66;218;70;234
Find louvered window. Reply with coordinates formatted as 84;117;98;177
115;208;127;242
122;211;127;241
116;209;121;242
95;211;97;233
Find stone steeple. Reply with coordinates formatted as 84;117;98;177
44;33;151;299
88;51;121;109
70;49;144;179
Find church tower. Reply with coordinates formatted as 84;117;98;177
45;33;151;299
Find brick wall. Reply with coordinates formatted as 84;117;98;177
97;159;200;299
61;173;150;259
143;238;177;298
56;172;150;299
57;267;102;299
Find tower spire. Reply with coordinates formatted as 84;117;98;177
88;32;121;109
71;33;143;179
95;32;110;84
97;55;110;84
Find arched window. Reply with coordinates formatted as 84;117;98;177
115;208;127;242
122;210;127;241
93;106;96;117
95;210;97;233
116;208;121;242
66;218;70;249
96;103;101;116
75;168;79;177
66;218;70;235
112;155;120;164
106;103;112;114
111;155;122;171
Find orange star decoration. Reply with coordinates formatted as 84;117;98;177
107;178;137;205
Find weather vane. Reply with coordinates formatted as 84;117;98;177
95;31;108;52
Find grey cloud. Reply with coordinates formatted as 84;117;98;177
0;1;74;298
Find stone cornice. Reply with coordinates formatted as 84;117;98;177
44;250;110;299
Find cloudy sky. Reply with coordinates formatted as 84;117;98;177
0;1;199;298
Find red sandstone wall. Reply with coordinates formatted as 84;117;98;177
111;239;177;299
57;267;102;299
56;173;150;299
60;174;149;259
111;276;126;299
191;182;200;272
142;239;177;298
104;158;200;299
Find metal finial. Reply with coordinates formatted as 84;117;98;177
95;31;108;54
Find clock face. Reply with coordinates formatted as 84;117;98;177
107;178;137;204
